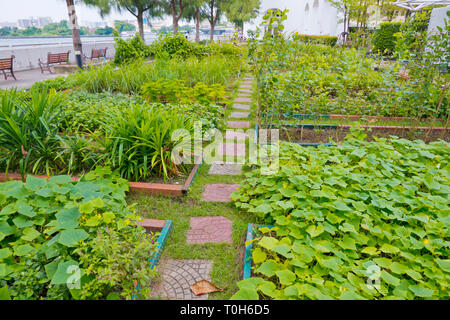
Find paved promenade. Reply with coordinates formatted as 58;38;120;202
0;68;65;90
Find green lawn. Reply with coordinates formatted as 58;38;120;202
127;74;259;300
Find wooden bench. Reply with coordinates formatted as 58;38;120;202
0;55;16;80
87;48;107;61
38;51;70;74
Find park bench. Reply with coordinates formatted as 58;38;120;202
87;48;107;61
0;55;16;80
38;51;70;74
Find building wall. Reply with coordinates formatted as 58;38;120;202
427;6;450;35
244;0;344;37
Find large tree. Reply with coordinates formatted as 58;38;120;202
223;0;260;36
66;0;83;68
181;0;206;42
201;0;226;41
159;0;186;34
83;0;162;41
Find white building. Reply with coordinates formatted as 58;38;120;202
244;0;344;37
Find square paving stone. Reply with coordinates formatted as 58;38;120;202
202;183;240;202
187;216;233;244
216;142;246;157
235;97;252;104
240;84;252;89
151;259;214;300
229;111;250;119
227;121;250;129
224;130;249;140
233;103;251;111
208;161;243;175
238;89;252;94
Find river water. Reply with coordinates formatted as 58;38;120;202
0;34;158;48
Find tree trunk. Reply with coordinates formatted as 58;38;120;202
210;4;214;41
137;11;145;42
195;8;200;43
66;0;83;68
210;24;214;41
173;16;178;34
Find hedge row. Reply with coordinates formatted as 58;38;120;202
293;34;338;46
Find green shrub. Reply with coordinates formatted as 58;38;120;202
97;104;194;181
113;32;152;65
141;79;228;105
372;22;402;54
293;33;338;46
0;167;158;300
394;11;431;58
0;88;66;177
149;33;204;59
63;90;147;132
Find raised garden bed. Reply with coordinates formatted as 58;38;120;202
280;126;450;144
243;224;274;280
0;162;202;197
133;219;173;300
254;124;334;147
255;123;450;144
261;112;445;123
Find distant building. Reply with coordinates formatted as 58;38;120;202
0;21;17;28
17;17;52;29
244;0;344;37
80;20;108;28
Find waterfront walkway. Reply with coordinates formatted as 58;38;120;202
0;68;65;90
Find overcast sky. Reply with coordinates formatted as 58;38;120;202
0;0;137;22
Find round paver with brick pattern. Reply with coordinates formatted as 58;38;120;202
151;259;214;300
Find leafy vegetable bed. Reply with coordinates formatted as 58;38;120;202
0;167;159;300
231;136;449;300
277;127;450;144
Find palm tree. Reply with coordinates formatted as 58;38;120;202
66;0;83;68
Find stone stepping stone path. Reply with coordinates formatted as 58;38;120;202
216;142;246;157
227;120;250;129
208;161;243;175
202;183;239;202
186;216;233;244
235;97;252;104
224;130;249;140
151;75;256;301
229;111;250;119
151;259;214;300
233;103;251;111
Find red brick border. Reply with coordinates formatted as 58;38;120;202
0;162;202;197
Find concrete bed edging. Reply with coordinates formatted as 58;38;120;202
243;224;275;280
133;219;173;300
254;124;334;147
